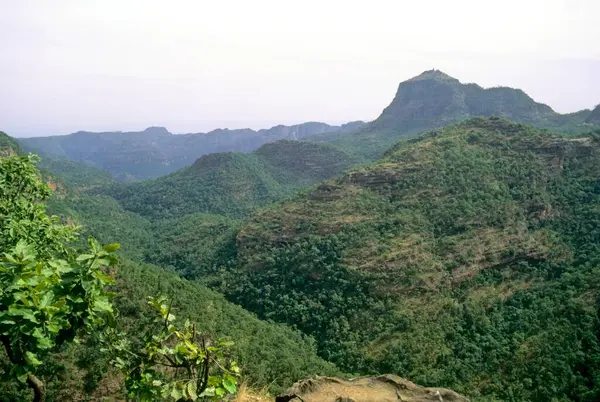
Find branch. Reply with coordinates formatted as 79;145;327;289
27;374;46;402
164;299;174;331
0;334;21;365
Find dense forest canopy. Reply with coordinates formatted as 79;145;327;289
216;118;600;400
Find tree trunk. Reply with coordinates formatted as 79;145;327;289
27;374;45;402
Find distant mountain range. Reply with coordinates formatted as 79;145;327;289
15;70;599;181
18;121;365;181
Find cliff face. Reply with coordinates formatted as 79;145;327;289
276;375;469;402
372;70;556;133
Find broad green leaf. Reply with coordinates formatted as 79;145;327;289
102;243;120;252
93;270;115;284
222;377;237;394
39;291;54;309
75;254;94;262
25;351;42;366
170;386;183;400
187;381;197;400
8;306;38;323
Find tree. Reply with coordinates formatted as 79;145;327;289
0;154;118;401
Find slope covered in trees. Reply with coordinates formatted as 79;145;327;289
0;133;339;401
207;118;600;401
0;131;23;155
97;140;357;220
19;122;364;181
311;70;600;159
587;104;600;124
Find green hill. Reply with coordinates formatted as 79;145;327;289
37;158;116;190
99;140;357;220
0;131;23;155
313;70;599;159
214;118;600;401
587;104;600;124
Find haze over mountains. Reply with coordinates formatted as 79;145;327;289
20;121;365;181
19;70;599;182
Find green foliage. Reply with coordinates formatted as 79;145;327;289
0;131;23;156
0;155;74;259
0;239;118;381
106;295;239;401
0;154;118;401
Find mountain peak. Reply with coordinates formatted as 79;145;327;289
408;69;459;83
371;70;556;135
143;126;170;135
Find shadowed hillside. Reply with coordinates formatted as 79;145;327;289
97;140;357;220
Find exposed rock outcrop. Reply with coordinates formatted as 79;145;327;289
276;375;469;402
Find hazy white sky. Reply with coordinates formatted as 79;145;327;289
1;0;599;137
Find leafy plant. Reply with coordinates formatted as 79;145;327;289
0;154;119;401
106;295;239;401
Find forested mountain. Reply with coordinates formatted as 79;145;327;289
312;70;599;159
18;121;365;181
199;118;600;401
96;140;358;220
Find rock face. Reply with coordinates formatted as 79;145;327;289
275;375;469;402
372;69;556;133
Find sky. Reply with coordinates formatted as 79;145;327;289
1;0;599;137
